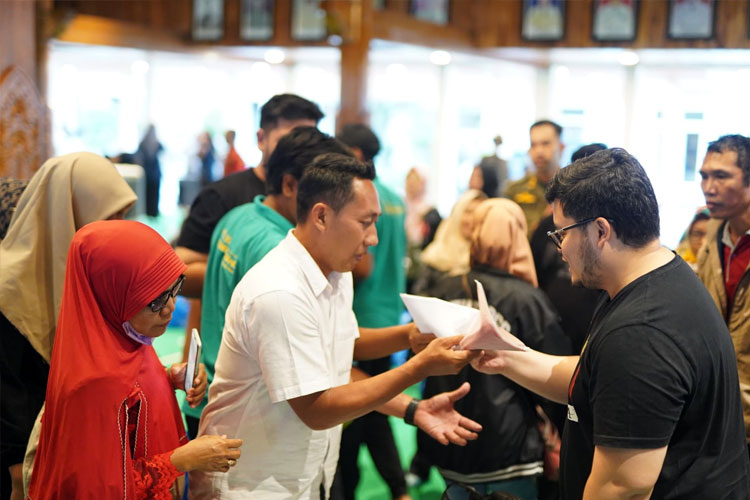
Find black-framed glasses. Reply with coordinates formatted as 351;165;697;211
149;274;186;313
546;217;598;249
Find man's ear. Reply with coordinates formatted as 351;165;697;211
594;217;613;248
351;147;365;162
310;203;328;231
281;174;298;197
256;128;266;151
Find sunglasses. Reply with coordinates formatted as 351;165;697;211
149;274;186;313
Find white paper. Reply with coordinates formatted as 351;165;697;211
400;293;480;339
185;328;202;391
458;280;527;351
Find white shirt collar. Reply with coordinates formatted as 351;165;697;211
721;222;750;252
285;230;345;297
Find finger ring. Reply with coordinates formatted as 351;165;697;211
227;459;236;467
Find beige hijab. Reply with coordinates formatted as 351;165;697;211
470;198;538;287
421;189;486;275
0;152;137;361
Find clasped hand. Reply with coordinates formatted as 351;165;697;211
170;434;243;473
168;362;207;407
415;335;482;377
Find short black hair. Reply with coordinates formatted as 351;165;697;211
265;127;354;195
545;148;660;248
706;134;750;186
476;162;499;198
336;124;381;162
259;94;324;131
297;153;376;224
571;143;607;162
530;119;562;137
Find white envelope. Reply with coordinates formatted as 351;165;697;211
400;293;480;339
401;281;527;351
458;280;527;351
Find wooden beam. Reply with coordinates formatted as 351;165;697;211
372;8;473;48
56;14;190;51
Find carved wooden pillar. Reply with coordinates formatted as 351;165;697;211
0;0;51;178
0;67;49;178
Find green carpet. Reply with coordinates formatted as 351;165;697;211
356;413;446;500
153;326;446;499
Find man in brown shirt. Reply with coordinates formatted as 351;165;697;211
505;120;564;237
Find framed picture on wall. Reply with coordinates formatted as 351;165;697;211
240;0;274;40
522;0;565;41
411;0;450;26
192;0;224;41
592;0;638;42
667;0;715;40
291;0;326;41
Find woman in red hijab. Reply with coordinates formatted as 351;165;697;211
27;220;242;499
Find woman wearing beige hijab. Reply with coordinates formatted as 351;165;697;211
412;189;486;294
415;198;568;500
0;152;136;500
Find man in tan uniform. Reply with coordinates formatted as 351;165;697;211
696;134;750;454
505;120;564;237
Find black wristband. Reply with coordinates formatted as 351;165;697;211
404;398;421;426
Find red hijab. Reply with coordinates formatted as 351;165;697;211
28;220;187;499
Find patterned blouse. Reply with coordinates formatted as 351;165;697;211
0;177;29;239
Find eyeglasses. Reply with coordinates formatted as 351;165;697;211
546;217;598;249
149;274;186;313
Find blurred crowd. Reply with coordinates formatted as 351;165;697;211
2;93;750;500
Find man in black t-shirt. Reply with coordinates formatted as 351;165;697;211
529;144;608;353
175;93;323;298
472;148;750;499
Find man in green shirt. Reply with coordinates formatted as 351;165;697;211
505;119;565;237
336;124;410;500
182;127;354;432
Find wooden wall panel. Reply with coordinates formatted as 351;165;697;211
450;0;474;33
476;0;750;49
52;0;750;49
629;0;750;48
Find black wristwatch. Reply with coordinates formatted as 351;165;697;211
404;398;421;426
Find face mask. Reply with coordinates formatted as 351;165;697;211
122;321;154;346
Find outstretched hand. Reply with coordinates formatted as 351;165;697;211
414;382;482;446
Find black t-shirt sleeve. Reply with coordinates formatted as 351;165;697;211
590;325;692;449
175;187;227;254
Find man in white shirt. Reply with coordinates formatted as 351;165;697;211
191;153;481;499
